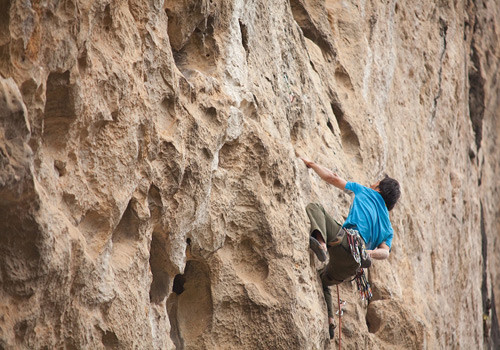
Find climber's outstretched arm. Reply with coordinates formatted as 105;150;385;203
366;242;390;260
300;158;347;190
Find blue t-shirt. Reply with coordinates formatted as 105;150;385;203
342;182;393;250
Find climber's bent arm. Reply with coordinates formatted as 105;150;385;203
366;242;390;260
300;158;347;190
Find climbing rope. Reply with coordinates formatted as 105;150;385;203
336;285;342;350
335;232;373;349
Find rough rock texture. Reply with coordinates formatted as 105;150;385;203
0;0;499;349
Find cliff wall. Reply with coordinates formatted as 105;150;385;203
0;0;499;349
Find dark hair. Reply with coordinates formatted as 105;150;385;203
378;175;400;211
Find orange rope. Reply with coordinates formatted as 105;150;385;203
337;285;342;350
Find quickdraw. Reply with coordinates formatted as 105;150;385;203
354;269;373;300
345;229;373;301
345;229;361;264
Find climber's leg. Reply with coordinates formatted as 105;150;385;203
306;203;342;243
322;283;336;339
306;203;328;243
323;284;334;320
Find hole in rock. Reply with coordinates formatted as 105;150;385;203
103;4;112;31
326;118;334;134
149;230;170;303
170;14;217;77
0;43;10;74
204;106;217;118
468;48;485;150
112;200;140;243
366;304;382;333
147;184;162;209
78;49;88;72
202;147;211;159
0;216;40;298
239;20;249;53
111;200;141;265
289;0;333;56
20;79;38;105
330;102;361;162
172;273;186;295
43;71;76;149
0;0;11;44
14;320;29;341
148;184;171;304
335;65;353;90
101;330;119;349
54;160;66;176
167;260;213;349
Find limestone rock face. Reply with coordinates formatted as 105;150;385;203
0;0;499;349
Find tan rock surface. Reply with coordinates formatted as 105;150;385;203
0;0;499;349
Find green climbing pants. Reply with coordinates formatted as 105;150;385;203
306;203;342;320
305;203;341;244
323;285;334;319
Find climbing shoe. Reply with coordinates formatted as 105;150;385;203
309;236;327;262
329;323;336;339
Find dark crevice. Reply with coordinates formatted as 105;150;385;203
101;330;119;349
431;18;448;121
172;273;186;295
366;304;381;333
0;0;11;45
326;118;334;134
481;202;500;347
166;1;217;78
481;202;488;324
239;20;249;54
490;287;500;348
166;260;213;349
0;213;41;298
468;38;485;150
149;231;170;303
289;0;334;57
167;292;183;350
112;200;140;243
43;71;77;148
330;102;361;162
368;15;377;43
103;4;112;32
148;185;171;304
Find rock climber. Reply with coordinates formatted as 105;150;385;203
300;157;401;339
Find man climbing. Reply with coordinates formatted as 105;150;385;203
300;157;401;339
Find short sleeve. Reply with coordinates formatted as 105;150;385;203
384;230;393;249
344;181;363;194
